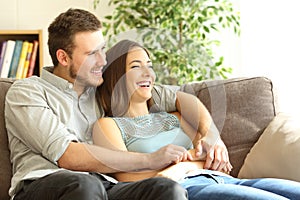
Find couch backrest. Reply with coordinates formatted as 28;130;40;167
0;78;14;200
181;77;277;177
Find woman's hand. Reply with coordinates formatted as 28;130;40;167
207;139;233;173
194;137;233;173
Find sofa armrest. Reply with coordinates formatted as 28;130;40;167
0;78;15;200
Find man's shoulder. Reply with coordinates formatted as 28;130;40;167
153;84;179;91
9;76;43;90
12;75;42;84
7;76;47;98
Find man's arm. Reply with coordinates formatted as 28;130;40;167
5;80;188;175
86;117;192;174
58;141;189;173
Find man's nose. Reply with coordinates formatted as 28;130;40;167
95;51;107;66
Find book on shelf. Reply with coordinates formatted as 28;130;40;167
0;40;16;78
0;41;7;75
15;41;29;79
8;40;23;78
21;42;33;78
26;40;39;77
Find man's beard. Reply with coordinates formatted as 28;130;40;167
69;63;78;79
69;63;89;88
69;63;103;87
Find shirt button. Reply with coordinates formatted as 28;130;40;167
68;84;73;89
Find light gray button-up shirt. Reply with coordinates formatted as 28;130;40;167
5;67;177;197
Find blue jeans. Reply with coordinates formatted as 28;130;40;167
180;170;300;200
14;171;188;200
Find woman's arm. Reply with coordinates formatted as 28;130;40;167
174;92;232;173
176;91;212;138
93;117;128;151
171;112;205;159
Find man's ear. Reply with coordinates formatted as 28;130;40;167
56;49;70;66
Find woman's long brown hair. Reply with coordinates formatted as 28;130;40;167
96;40;150;117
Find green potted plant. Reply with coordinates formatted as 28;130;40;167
94;0;240;85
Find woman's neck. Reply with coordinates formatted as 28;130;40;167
126;102;149;118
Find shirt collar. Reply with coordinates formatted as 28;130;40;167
41;66;97;97
41;66;74;91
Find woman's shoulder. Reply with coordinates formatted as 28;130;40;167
94;117;121;137
97;117;117;126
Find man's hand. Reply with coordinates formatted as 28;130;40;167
148;144;193;170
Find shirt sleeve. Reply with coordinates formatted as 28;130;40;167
151;84;179;112
5;79;78;164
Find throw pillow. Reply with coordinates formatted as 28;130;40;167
238;112;300;181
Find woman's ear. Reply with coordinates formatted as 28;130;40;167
56;49;69;66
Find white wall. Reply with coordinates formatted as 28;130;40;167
1;0;298;114
240;0;300;114
0;0;241;70
0;0;110;66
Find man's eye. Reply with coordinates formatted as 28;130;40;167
88;51;97;56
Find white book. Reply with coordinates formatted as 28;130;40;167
1;40;16;78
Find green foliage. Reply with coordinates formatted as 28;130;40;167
94;0;240;85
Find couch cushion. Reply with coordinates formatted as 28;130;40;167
238;112;300;181
180;77;277;177
0;78;14;200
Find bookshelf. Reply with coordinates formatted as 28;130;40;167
0;30;43;77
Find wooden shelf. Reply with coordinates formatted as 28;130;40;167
0;30;43;77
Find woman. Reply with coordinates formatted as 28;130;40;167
94;40;300;200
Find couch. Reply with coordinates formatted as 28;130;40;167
0;76;277;200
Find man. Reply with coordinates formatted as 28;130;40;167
5;8;229;200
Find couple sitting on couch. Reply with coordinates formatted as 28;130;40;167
5;8;300;200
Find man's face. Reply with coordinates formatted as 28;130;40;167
69;30;107;90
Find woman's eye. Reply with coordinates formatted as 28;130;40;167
131;65;140;69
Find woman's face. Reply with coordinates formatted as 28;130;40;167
125;46;156;102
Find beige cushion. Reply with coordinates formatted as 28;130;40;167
238;112;300;181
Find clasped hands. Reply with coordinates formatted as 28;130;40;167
149;134;232;175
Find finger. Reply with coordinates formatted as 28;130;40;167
227;162;233;171
211;157;221;171
172;155;180;164
221;150;233;171
170;147;187;163
204;149;214;169
222;165;230;174
209;146;222;170
186;151;194;161
194;143;203;158
215;148;227;171
224;163;233;173
182;150;190;161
